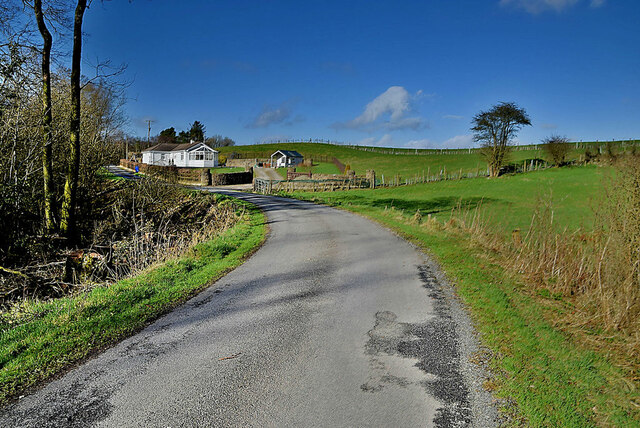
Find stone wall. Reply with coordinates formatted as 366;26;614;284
225;158;268;168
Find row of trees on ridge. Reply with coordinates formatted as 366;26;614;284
156;122;235;149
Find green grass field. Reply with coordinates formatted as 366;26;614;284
294;165;606;233
295;161;342;175
0;195;266;404
289;165;638;426
274;161;343;179
219;141;631;181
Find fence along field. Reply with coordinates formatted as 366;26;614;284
243;143;621;193
219;140;640;186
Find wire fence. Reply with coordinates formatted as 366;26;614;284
377;159;550;186
254;177;372;194
253;158;553;194
251;138;640;156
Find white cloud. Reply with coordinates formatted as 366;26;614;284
405;138;435;149
443;114;464;120
442;134;475;148
386;117;426;131
590;0;605;7
405;135;475;149
358;134;394;147
352;86;410;125
500;0;582;13
358;134;475;149
247;101;299;128
335;86;426;131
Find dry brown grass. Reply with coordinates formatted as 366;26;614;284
0;179;243;309
446;156;640;373
92;181;242;282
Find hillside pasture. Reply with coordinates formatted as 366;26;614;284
219;141;634;181
294;165;604;234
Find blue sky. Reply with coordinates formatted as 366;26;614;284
81;0;640;148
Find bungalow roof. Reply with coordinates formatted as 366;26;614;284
143;142;217;152
272;150;303;158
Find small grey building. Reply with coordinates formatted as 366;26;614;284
270;150;304;168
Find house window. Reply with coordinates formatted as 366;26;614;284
189;151;205;161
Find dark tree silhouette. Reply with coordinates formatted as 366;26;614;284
60;0;87;239
188;120;205;142
542;135;571;166
33;0;55;232
471;102;531;177
158;127;177;144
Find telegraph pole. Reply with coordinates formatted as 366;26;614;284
145;119;154;143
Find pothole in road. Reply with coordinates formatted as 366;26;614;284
362;264;472;427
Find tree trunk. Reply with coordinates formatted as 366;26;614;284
60;0;87;239
34;0;55;233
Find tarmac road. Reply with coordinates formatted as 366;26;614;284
0;192;496;427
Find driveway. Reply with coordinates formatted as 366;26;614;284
254;166;283;181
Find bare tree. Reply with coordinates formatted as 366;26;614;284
32;0;55;232
60;0;87;239
206;134;236;148
542;135;571;166
472;102;531;178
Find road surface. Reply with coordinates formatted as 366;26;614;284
0;192;496;427
105;165;141;180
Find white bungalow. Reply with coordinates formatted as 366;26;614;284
142;141;218;168
270;150;304;168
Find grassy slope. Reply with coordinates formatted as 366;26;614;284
295;161;342;175
219;142;602;180
290;166;637;426
273;162;342;179
296;165;605;233
0;196;266;404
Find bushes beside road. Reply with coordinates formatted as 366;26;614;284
0;196;266;404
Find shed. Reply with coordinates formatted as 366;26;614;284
270;150;304;168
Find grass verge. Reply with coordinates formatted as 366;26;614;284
290;178;638;426
0;196;266;405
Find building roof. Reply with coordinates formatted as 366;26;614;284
143;142;217;152
272;150;303;158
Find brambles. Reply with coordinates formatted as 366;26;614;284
0;181;241;309
584;147;598;163
450;153;640;339
542;135;571;166
595;155;640;329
